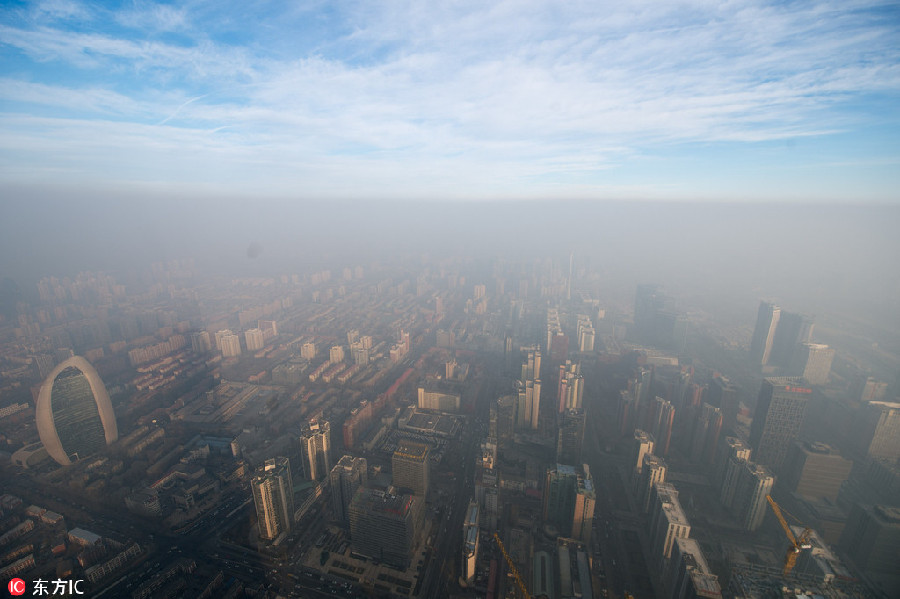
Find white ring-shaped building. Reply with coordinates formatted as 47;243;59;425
36;356;118;466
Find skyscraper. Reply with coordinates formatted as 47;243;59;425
36;356;118;466
349;488;422;568
299;418;332;481
544;464;578;531
749;301;781;366
251;457;294;541
392;440;429;496
557;409;586;465
330;455;368;524
769;312;814;370
749;377;812;472
854;401;900;461
792;343;835;385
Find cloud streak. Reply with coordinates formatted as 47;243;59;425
1;0;898;201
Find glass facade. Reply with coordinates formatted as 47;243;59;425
50;366;107;462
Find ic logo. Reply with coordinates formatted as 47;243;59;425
8;578;26;596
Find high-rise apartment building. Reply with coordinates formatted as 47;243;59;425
637;454;668;514
216;329;242;358
648;397;675;457
648;483;691;569
730;461;774;532
300;341;316;360
349;488;422;568
299;419;331;481
716;437;752;504
330;455;367;524
244;328;265;352
631;429;656;476
557;361;584;413
749;377;812;472
690;403;722;464
667;538;722;599
190;330;211;353
251;457;294;541
392;440;429;496
572;465;596;543
36;356;118;466
705;375;739;435
329;345;345;364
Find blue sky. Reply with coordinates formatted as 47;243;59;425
1;0;899;202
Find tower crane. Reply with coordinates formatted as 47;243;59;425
493;532;530;599
765;494;813;578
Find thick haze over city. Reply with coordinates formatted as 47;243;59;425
1;2;900;599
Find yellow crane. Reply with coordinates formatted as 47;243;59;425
493;532;530;599
765;494;813;577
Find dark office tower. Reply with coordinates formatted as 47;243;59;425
617;390;636;436
705;374;740;435
392;440;429;496
349;488;422;568
781;442;852;502
497;395;516;443
839;504;900;593
557;409;586;465
36;356;118;466
690;403;722;464
750;301;781;367
330;455;368;524
769;311;814;370
749;377;813;472
299;418;331;481
634;284;667;341
543;464;578;531
251;457;294;541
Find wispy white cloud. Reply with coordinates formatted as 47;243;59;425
1;0;898;200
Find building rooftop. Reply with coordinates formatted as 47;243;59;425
394;440;429;461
